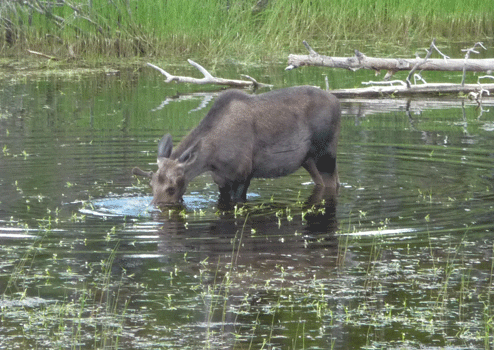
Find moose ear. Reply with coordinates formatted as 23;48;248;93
157;134;173;159
132;167;153;178
178;140;201;164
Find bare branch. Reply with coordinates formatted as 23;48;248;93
146;63;175;82
478;75;494;84
406;39;437;88
240;74;266;88
461;42;487;86
413;73;427;85
187;59;215;80
383;70;396;81
303;40;318;56
27;49;59;60
468;87;489;111
362;80;407;87
363;76;426;88
147;60;272;89
430;40;450;60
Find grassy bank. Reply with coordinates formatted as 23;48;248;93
1;0;493;63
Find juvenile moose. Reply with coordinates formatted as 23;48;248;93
132;86;341;206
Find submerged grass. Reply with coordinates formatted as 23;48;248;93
0;0;493;62
192;204;494;349
2;196;494;348
1;225;130;349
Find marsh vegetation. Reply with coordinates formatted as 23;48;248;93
1;0;493;61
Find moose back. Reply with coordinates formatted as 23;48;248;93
132;85;341;206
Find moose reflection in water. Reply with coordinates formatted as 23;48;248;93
132;86;341;207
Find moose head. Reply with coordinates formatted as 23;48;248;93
132;134;200;206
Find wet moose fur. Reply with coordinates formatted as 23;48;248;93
132;86;341;206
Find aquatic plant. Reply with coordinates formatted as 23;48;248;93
2;232;131;349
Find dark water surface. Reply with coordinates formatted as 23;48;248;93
1;62;494;349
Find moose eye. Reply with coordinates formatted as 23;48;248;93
166;187;176;196
158;174;165;184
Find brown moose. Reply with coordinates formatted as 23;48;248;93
132;86;341;206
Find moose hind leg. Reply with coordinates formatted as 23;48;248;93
303;158;324;186
303;156;339;190
316;154;339;191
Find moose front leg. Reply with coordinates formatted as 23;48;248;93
217;179;251;205
233;178;251;202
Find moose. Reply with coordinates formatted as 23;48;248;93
132;86;341;207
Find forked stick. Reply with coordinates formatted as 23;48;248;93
147;60;272;89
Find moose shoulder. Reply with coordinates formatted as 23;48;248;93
132;85;341;206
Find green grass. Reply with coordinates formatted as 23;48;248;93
1;0;493;62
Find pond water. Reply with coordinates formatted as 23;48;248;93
1;60;494;349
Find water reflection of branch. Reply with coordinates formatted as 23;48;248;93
189;94;215;113
405;100;420;132
151;92;217;113
455;77;493;117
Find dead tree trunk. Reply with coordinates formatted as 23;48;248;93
286;40;494;74
329;82;494;98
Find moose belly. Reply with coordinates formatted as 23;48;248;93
251;146;307;179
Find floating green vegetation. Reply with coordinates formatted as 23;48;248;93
1;228;131;349
1;0;493;62
2;196;494;348
172;198;494;349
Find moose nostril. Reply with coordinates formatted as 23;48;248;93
166;187;176;196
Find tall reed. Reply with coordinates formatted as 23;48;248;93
1;0;492;61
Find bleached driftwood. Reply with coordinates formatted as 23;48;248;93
286;40;494;74
147;60;272;89
340;97;494;119
329;83;494;98
287;40;494;98
405;39;449;87
461;42;487;86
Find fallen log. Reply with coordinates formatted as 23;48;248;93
288;40;494;98
339;97;494;120
329;83;494;98
287;52;494;73
286;41;493;74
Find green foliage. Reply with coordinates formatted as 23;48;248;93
1;0;494;62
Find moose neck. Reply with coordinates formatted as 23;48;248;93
173;140;209;184
183;156;208;183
